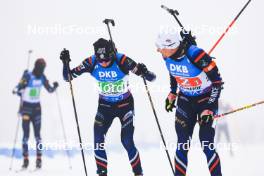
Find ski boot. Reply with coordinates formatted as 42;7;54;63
22;157;29;169
36;157;42;169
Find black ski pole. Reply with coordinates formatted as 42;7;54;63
142;78;175;175
161;5;183;29
103;19;116;51
27;50;33;70
63;49;88;176
103;18;175;175
9;49;33;171
161;5;197;45
55;90;72;169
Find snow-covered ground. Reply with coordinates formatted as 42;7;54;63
0;144;263;176
1;0;264;175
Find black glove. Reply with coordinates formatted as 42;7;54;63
60;49;71;64
180;30;197;51
199;114;213;125
53;82;59;89
137;63;156;82
12;87;22;96
165;93;177;112
136;63;148;75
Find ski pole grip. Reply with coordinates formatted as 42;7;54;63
161;5;179;15
103;19;115;26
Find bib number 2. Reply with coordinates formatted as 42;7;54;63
176;77;202;87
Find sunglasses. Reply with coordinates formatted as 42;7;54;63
155;42;177;49
98;58;111;63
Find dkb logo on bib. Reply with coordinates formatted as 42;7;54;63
170;64;189;73
99;71;118;78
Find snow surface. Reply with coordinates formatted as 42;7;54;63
0;0;264;175
0;144;263;175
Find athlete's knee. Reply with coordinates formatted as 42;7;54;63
175;116;188;130
175;116;190;142
121;110;134;123
94;111;106;128
22;115;30;121
94;111;108;140
121;110;134;144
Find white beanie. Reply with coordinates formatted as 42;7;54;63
156;31;182;49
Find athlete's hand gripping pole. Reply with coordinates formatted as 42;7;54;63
60;48;88;176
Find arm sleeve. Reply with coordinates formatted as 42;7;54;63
43;75;56;93
187;45;222;84
119;55;138;73
63;57;94;81
120;55;156;81
16;70;30;91
187;45;223;104
170;74;178;94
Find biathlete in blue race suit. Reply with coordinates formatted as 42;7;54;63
156;31;223;176
13;58;58;169
60;38;156;176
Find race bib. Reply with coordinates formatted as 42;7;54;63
98;79;127;95
29;88;40;99
176;77;202;88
